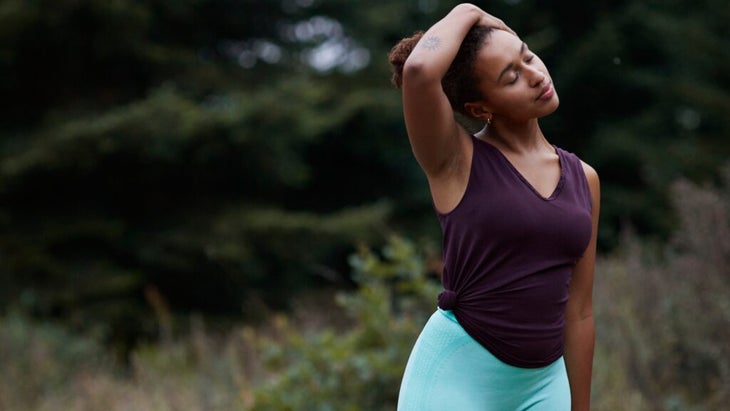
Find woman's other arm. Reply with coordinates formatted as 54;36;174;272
564;163;600;411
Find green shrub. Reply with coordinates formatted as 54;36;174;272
250;235;440;411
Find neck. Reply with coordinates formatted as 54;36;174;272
476;119;550;154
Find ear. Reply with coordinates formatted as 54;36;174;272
463;101;492;122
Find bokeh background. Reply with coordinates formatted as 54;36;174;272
1;0;729;410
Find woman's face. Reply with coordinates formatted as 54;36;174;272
468;30;559;122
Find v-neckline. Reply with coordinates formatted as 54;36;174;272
477;137;565;201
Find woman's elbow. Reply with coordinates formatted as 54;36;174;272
403;58;424;78
402;59;437;87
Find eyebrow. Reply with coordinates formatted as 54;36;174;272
497;42;527;82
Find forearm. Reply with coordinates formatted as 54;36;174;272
403;3;481;83
564;315;595;411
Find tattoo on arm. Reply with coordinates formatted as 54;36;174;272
422;36;441;51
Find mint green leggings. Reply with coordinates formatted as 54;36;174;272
397;309;571;411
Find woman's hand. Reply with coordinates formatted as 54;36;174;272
477;9;516;35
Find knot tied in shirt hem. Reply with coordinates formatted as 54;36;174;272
437;289;458;310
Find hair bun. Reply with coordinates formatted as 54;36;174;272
388;31;424;89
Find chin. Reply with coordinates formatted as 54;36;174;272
542;97;560;116
536;105;559;120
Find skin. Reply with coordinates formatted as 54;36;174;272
401;3;599;411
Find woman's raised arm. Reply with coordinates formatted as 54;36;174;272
401;4;511;178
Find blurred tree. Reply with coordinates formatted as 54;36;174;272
1;0;729;350
532;0;730;246
0;0;429;349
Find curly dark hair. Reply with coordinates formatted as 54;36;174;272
388;26;493;117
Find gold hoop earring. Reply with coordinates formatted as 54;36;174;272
487;116;492;126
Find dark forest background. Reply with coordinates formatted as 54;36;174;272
1;1;729;409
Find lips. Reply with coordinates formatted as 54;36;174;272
537;82;554;101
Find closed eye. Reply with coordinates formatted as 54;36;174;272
498;43;534;85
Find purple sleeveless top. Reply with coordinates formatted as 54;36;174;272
436;137;592;368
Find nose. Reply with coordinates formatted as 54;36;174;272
526;66;546;87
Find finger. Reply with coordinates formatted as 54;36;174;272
480;15;517;36
493;19;516;35
501;25;517;36
481;23;517;36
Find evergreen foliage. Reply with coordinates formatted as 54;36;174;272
1;0;729;348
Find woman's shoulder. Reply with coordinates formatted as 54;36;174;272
553;145;599;184
555;146;594;171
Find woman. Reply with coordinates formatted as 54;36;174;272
388;4;599;411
